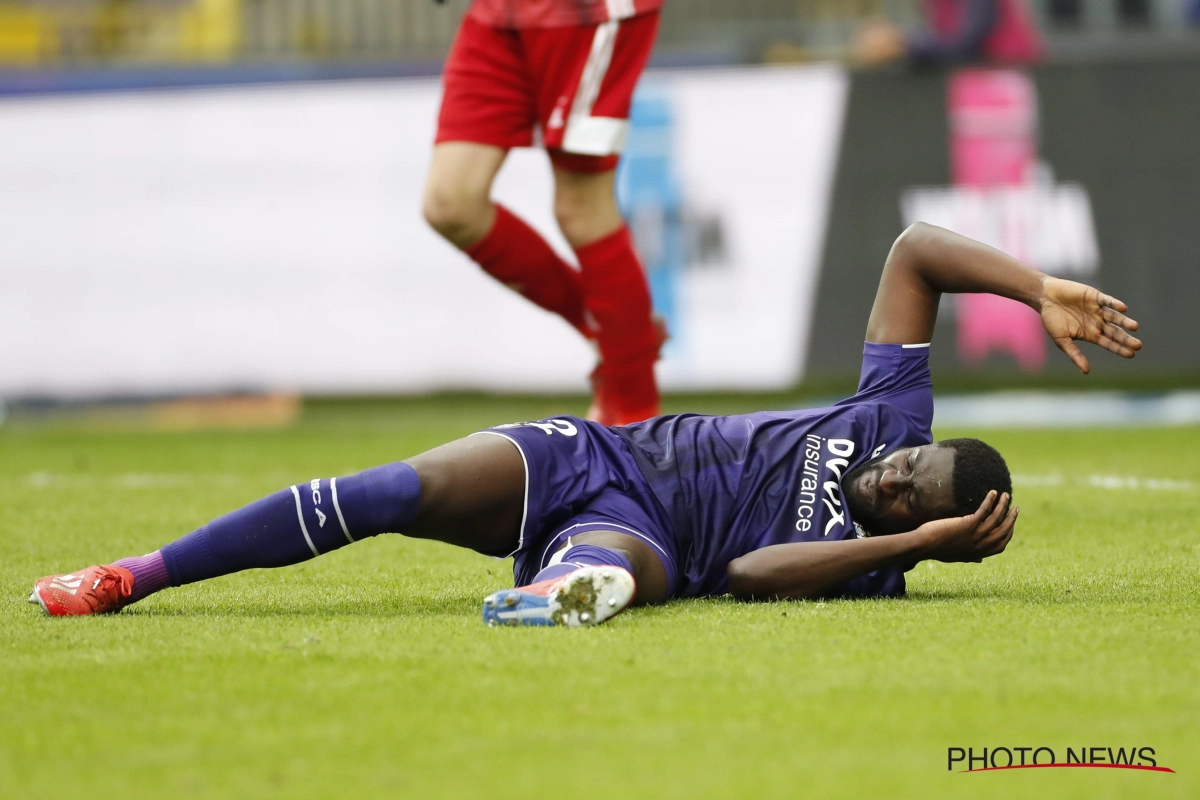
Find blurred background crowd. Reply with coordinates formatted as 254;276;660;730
0;0;1198;71
2;1;1198;418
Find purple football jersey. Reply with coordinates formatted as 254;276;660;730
614;342;934;598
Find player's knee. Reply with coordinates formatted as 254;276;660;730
553;182;621;247
554;197;613;248
422;183;488;245
725;557;757;601
553;202;586;246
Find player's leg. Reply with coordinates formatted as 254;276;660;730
29;436;528;617
551;165;624;247
526;12;665;424
421;141;506;250
553;164;663;424
422;143;594;338
531;529;669;603
425;16;595;338
482;530;667;628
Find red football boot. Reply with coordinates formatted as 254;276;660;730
29;565;134;617
587;314;669;427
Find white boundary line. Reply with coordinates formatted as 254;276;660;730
1013;473;1194;492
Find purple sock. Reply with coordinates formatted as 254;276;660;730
531;544;634;584
112;551;171;603
154;461;421;587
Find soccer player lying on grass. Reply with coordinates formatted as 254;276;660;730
30;224;1141;626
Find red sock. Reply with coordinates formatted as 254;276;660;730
465;205;592;337
575;226;661;415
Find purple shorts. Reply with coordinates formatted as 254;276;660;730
471;416;679;596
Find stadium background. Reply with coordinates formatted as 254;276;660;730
2;0;1199;401
2;3;1198;799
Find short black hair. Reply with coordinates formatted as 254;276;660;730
938;437;1013;517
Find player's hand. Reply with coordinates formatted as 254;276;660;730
1039;277;1141;374
915;491;1017;563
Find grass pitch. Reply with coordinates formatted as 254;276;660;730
2;396;1197;799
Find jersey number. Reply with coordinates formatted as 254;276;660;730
495;419;579;437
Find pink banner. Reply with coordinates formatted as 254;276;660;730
948;68;1045;372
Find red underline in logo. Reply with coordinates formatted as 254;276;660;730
963;763;1175;774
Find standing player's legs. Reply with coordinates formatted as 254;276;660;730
426;13;664;425
530;12;665;424
424;17;595;339
422;143;596;339
421;141;505;250
552;164;662;425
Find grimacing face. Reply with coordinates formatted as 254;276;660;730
843;444;959;536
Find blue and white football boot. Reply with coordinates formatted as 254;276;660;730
482;566;635;627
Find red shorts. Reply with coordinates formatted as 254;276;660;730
435;11;660;173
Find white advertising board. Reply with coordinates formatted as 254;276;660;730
0;65;846;396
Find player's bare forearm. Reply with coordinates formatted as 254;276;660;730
892;222;1046;304
727;491;1019;601
866;223;1141;372
866;222;1046;345
726;533;926;601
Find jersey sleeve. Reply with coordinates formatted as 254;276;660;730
836;342;934;438
836;565;907;599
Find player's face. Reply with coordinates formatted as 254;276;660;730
843;444;958;536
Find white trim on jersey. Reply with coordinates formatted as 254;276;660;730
546;537;573;567
469;431;530;559
539;520;670;571
561;19;630;156
289;484;321;557
902;343;932;349
605;0;637;20
563;116;629;155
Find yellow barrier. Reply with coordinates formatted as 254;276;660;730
0;0;241;66
179;0;241;61
0;6;49;65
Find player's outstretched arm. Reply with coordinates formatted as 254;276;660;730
727;491;1016;600
866;223;1141;371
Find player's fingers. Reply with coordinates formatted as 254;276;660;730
1095;333;1138;359
1102;306;1139;331
981;492;1010;532
1093;290;1127;313
984;508;1017;556
1099;331;1137;357
1104;323;1142;350
996;506;1018;543
1054;337;1090;374
1103;295;1129;313
970;490;998;523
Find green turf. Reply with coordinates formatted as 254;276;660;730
2;396;1197;799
